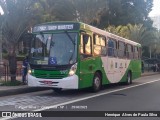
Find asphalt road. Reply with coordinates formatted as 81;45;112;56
1;74;160;120
67;79;160;111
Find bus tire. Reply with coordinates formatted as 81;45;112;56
91;72;101;92
52;88;62;93
126;72;132;85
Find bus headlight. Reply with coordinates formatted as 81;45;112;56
27;65;34;74
28;69;34;74
28;69;32;74
69;63;77;76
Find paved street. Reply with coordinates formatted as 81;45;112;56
0;74;160;120
1;0;160;120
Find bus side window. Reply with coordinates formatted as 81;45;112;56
118;41;125;58
93;34;106;56
139;47;141;59
108;39;117;57
134;46;139;59
108;39;114;57
113;40;117;57
126;44;133;59
80;34;92;59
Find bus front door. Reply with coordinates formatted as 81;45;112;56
79;56;96;89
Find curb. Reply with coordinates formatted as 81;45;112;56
141;72;159;77
0;87;50;97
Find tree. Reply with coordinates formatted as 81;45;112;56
68;0;108;24
38;0;108;24
105;24;158;58
152;30;160;58
0;15;3;62
0;1;6;62
0;14;3;62
105;25;130;38
106;24;155;45
34;0;57;23
126;24;155;45
126;24;157;58
0;0;37;82
96;0;153;29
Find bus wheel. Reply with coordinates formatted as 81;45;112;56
126;72;132;85
52;88;62;93
92;72;101;92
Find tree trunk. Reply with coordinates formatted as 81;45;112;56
8;47;17;82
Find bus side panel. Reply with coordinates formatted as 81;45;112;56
119;60;141;83
94;57;110;85
78;57;107;89
130;60;141;80
78;57;95;89
78;57;141;89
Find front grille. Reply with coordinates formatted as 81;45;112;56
33;70;67;79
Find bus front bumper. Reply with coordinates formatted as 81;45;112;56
27;74;79;89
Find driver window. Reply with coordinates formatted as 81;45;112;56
80;34;92;59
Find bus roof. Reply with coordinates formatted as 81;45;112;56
33;21;141;47
79;22;141;47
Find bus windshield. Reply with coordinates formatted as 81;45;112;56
30;32;78;66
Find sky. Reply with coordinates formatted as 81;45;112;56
0;0;160;16
0;6;4;15
149;0;160;17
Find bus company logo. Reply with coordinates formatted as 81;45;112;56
2;112;11;117
2;112;42;118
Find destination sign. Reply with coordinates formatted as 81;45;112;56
33;23;80;32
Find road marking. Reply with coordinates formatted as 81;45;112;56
34;78;160;111
1;79;160;120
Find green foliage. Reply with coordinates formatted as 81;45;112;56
126;24;155;45
1;0;154;35
2;52;7;59
0;80;22;86
37;0;107;24
152;31;160;55
96;0;153;29
0;0;155;54
105;24;160;58
0;0;38;82
106;24;156;46
1;0;37;50
105;25;130;39
16;56;25;61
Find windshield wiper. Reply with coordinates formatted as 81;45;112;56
65;31;76;63
40;32;44;39
65;31;76;45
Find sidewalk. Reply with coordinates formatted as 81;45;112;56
0;85;50;97
141;71;159;77
0;75;50;97
0;71;159;97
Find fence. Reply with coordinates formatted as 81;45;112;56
0;61;22;82
143;58;160;72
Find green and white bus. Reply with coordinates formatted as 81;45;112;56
27;21;141;92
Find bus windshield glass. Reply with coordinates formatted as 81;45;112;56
30;32;78;65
